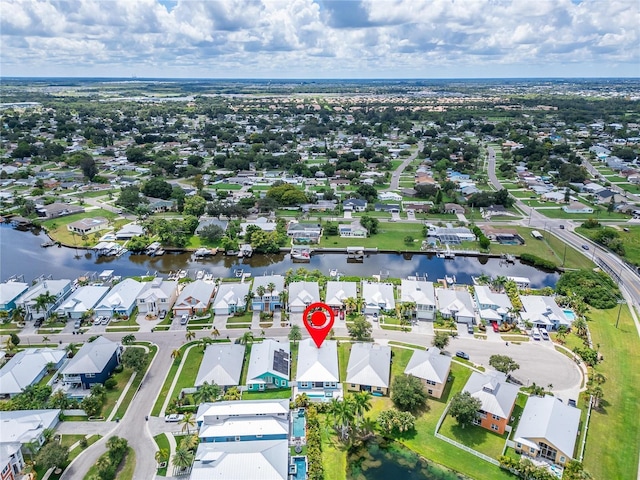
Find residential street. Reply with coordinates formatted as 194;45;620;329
386;141;424;191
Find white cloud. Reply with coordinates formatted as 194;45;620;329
0;0;637;77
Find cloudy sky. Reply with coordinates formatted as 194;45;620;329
2;0;639;78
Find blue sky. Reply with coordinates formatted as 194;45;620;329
1;0;638;78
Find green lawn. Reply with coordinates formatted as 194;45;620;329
239;344;252;385
42;209;120;245
167;345;205;403
338;342;351;382
102;367;137;419
320;414;348;480
576;225;640;266
390;347;414;379
290;343;299;382
438;415;508;458
154;433;170;476
226;312;252;324
113;345;157;419
151;341;199;416
320;222;425;250
84;446;134;480
242;388;292;400
536;207;630;221
582;306;640;480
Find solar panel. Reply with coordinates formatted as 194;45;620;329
273;349;289;375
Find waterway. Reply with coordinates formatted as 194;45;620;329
347;441;467;480
0;224;559;287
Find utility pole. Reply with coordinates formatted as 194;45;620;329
615;299;626;329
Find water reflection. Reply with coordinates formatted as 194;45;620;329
0;225;558;287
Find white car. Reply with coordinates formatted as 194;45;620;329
165;413;184;423
540;329;550;340
94;316;102;325
532;329;541;341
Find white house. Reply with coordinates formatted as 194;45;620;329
136;278;178;316
57;285;109;320
212;283;250;316
562;202;594;214
195;343;245;389
287;281;320;313
519;295;572;331
295;339;341;401
0;348;66;398
474;285;512;323
361;282;395;315
94;278;146;318
378;191;403;202
324;281;357;312
346;343;391;395
436;288;475;324
400;279;436;320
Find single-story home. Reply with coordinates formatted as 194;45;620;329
339;222;368;238
519;295;572;330
562;202;594;214
346;343;391;395
361;282;395;315
246;339;290;391
195;343;245;389
288;282;320;313
404;347;451;398
435;288;475;324
343;198;367;212
0;348;66;398
66;217;109;236
115;223;144;240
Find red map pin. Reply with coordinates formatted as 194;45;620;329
302;302;335;348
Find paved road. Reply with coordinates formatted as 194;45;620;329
487;146;640;337
387;141;423;190
579;153;640;204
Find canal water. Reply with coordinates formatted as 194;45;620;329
348;441;467;480
0;224;559;287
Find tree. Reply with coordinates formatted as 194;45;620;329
170;349;182;361
391;375;428;412
155;449;169;465
344;297;358;313
185;330;196;342
34;291;57;317
211;327;220;339
172;447;194;473
179;412;196;434
489;355;520;376
183;195;207;217
142;177;173;199
193;382;221;405
239;331;254;345
11;305;25;324
352;391;372;421
35;442;69;471
288;324;302;344
121;334;136;345
121;347;146;371
432;331;450;350
328;397;355;442
80;156;98;181
81;395;103;417
360;215;379;234
556;325;569;344
198;224;224;243
223;386;241;400
347;316;372;341
377;409;416;436
449;391;481;428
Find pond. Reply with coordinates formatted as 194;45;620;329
348;441;468;480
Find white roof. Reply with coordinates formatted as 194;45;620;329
0;282;29;305
199;416;288;440
296;339;339;383
325;281;357;306
435;288;474;318
474;286;512;310
0;348;66;396
138;279;178;302
175;280;215;310
251;275;285;297
58;285;109;314
191;440;288;480
213;283;250;310
463;371;519;419
288;282;320;308
195;344;245;387
247;339;290;384
197;399;289;423
401;279;435;306
520;295;571;327
346;343;391;388
362;282;395;310
0;409;60;445
61;337;119;375
95;278;145;312
513;396;580;459
17;279;71;306
404;347;452;384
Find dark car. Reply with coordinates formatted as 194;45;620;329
467;324;474;334
568;399;577;408
559;224;565;229
581;244;589;250
34;318;43;328
456;351;470;360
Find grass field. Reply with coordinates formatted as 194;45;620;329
338;342;351;383
576;225;640;266
113;345;156;419
42;209;126;245
438;415;508;458
536;207;631;221
242;388;292;400
582;306;640;480
166;345;205;404
151;341;199;416
320;222;425;250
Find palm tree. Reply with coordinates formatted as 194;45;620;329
288;324;302;344
179;412;196;434
34;291;57;318
352;391;372;423
587;384;604;408
492;276;508;292
266;282;276;311
11;306;26;324
239;331;254;345
573;317;588;339
49;390;69;410
41;336;50;344
344;297;357;314
95;454;112;473
328;397;355;442
121;334;136;345
185;330;196;342
556;325;568;344
476;274;491;286
155;449;169;466
279;290;288;310
256;286;266;311
193;382;221;405
179;434;199;451
199;337;213;351
171;349;182;361
211;327;220;339
172;447;194;473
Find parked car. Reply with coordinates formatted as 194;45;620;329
581;244;589;250
74;320;81;329
180;314;189;325
164;413;184;423
559;224;565;229
34;318;43;328
467;324;474;334
456;351;470;360
94;316;102;325
159;310;167;320
540;329;550;340
491;321;500;333
101;316;110;325
568;399;577;408
532;329;541;341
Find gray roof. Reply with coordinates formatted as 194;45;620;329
463;371;519;419
362;282;395;310
288;281;320;309
195;343;245;387
435;288;474;318
346;343;391;388
95;278;146;312
213;283;250;310
325;281;357;307
404;347;452;384
0;348;66;396
61;337;119;375
251;275;285;297
16;279;71;306
0;282;29;305
58;285;109;314
401;279;435;306
0;409;61;445
513;395;580;459
297;339;339;383
247;339;289;384
175;280;215;310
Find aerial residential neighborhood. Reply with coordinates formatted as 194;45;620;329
0;74;638;480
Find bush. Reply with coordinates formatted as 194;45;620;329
556;270;621;309
104;378;118;390
520;253;557;270
113;365;124;373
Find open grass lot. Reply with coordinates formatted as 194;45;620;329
242;388;292;400
438;415;508;458
42;209;127;245
210;182;243;190
338;342;351;383
151;341;199;416
320;221;425;250
103;368;136;418
390;347;414;379
320;414;348;480
576;225;640;266
84;446;135;480
536;207;631;221
167;345;205;403
582;306;640;480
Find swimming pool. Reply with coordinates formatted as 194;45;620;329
563;309;576;321
291;456;307;480
292;409;306;438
